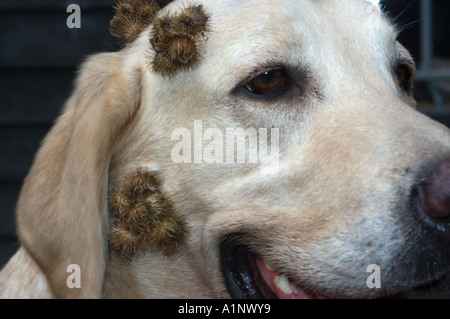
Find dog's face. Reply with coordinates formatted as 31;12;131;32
9;0;450;299
101;0;450;298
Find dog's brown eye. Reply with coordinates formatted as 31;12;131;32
396;63;414;93
245;69;288;96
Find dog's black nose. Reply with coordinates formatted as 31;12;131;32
417;160;450;223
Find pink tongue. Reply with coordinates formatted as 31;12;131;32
255;256;322;299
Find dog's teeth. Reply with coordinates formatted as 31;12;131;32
274;274;293;295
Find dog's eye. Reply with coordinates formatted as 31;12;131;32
244;69;288;96
395;62;414;93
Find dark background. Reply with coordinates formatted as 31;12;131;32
0;0;449;279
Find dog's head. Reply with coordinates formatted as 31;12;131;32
15;0;450;298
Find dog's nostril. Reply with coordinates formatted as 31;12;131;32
417;160;450;221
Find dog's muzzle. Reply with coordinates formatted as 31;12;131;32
219;158;450;299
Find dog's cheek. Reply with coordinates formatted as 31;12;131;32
108;169;188;258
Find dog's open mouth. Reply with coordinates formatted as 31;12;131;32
220;240;327;299
220;238;449;299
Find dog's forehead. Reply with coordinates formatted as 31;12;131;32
200;0;392;49
201;0;383;21
198;0;380;12
206;0;390;38
187;0;396;92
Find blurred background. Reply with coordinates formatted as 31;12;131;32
0;0;449;285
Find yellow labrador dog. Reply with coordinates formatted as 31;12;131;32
2;0;450;299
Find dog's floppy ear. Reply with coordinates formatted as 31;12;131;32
15;52;143;298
